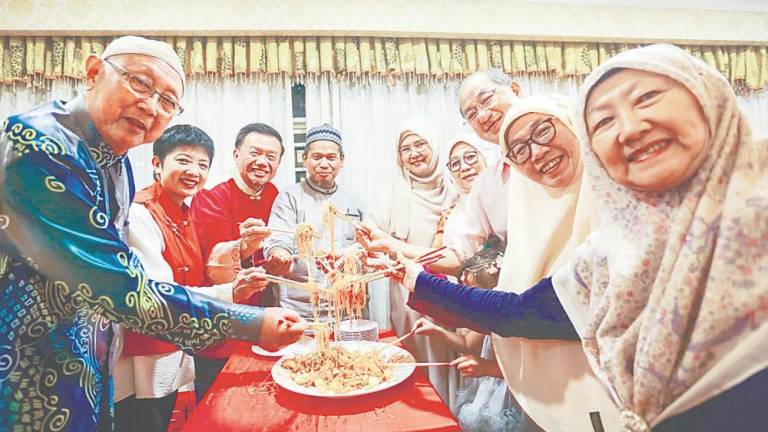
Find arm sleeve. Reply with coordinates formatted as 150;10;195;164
0;144;261;353
262;190;297;256
190;186;233;263
127;204;174;282
443;191;490;262
411;272;579;340
128;205;234;302
205;239;242;284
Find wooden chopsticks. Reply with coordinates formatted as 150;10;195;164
326;201;365;231
357;246;447;284
383;329;416;347
386;362;452;367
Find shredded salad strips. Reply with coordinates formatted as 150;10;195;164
278;207;398;394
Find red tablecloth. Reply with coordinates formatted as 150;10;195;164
182;336;460;432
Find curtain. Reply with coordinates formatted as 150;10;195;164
1;36;767;91
0;77;295;192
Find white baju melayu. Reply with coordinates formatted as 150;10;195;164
262;178;365;322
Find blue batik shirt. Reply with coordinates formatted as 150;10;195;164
0;97;263;431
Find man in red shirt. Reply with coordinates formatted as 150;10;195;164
190;122;284;398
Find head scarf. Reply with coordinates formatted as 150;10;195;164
553;44;768;430
386;119;458;245
445;131;499;195
490;94;620;431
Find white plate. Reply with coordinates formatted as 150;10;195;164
251;337;316;358
271;341;415;398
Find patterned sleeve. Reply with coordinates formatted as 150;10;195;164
0;133;262;353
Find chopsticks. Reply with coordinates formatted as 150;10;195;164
357;246;448;284
260;273;307;289
383;329;415;347
386;362;453;367
269;227;321;238
260;274;336;296
326;202;365;231
207;252;303;269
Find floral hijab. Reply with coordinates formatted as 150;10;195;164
554;44;768;430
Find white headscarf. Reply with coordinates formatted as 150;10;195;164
445;132;499;195
553;44;768;430
384;119;458;246
490;94;620;432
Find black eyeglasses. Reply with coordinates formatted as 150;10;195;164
103;58;184;116
446;150;480;172
505;118;556;164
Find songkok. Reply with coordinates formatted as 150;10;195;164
306;123;342;146
101;35;186;94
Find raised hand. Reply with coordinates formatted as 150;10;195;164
412;317;442;338
450;355;484;377
239;218;270;259
256;307;307;352
264;249;293;276
232;266;269;303
397;252;424;292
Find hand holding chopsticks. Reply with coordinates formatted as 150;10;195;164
383;328;416;347
357;246;447;285
386;362;453;367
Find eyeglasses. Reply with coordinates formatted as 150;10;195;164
463;88;498;123
446;150;480;172
398;140;430;157
103;58;184;116
505;118;557;165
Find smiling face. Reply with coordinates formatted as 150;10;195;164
504;113;580;188
398;132;435;177
154;144;210;205
448;142;487;191
459;74;521;144
585;69;710;192
84;54;182;155
304;140;344;188
233;132;282;190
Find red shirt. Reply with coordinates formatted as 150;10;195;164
191;179;279;265
189;179;279;357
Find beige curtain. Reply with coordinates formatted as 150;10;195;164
0;35;765;91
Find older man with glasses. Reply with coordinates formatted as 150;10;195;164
0;35;305;431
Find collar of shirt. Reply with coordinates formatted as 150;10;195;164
63;95;126;170
233;170;266;200
304;177;337;195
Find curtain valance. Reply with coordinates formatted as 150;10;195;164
1;35;765;90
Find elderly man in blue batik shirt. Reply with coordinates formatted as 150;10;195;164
0;35;305;431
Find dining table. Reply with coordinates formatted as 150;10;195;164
181;331;461;432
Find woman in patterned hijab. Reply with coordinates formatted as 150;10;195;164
554;43;768;431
